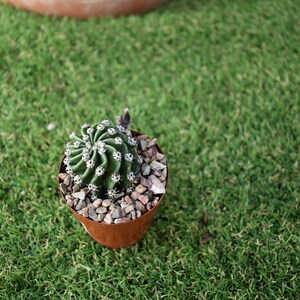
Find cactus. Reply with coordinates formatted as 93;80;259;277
64;113;142;199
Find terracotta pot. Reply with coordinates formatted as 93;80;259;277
6;0;168;19
58;130;168;248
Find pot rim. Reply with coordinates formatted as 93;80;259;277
58;129;168;227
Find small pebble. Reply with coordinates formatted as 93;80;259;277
143;149;153;158
124;205;134;214
82;207;89;217
121;209;127;217
73;198;79;206
108;203;115;211
147;138;157;148
135;201;146;213
141;164;151;176
131;191;140;200
136;210;142;218
98;213;105;222
150;161;166;171
151;146;158;156
65;194;73;201
150;155;157;163
154;170;162;177
121;200;129;208
66;199;73;207
111;208;122;219
135;184;147;194
88;207;98;221
138;194;149;205
104;213;113;224
159;176;166;182
76;199;87;210
60;183;67;195
102;199;111;207
114;218;131;224
92;199;102;208
152;197;159;206
145;190;154;201
149;175;166;194
160;158;167;165
156;152;165;160
59;173;68;180
72;184;80;193
139;140;147;151
80;188;89;194
140;177;152;189
146;202;152;211
96;207;107;214
72;191;85;200
137;134;147;141
47;123;56;131
161;168;167;178
124;195;133;205
63;175;71;186
77;209;83;215
131;210;136;220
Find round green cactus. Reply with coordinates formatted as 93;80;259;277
64;119;142;199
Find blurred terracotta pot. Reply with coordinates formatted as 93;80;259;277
58;130;168;248
6;0;167;19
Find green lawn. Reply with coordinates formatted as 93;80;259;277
0;0;299;298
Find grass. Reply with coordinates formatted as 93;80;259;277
0;0;299;298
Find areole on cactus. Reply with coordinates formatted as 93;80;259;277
64;110;142;199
